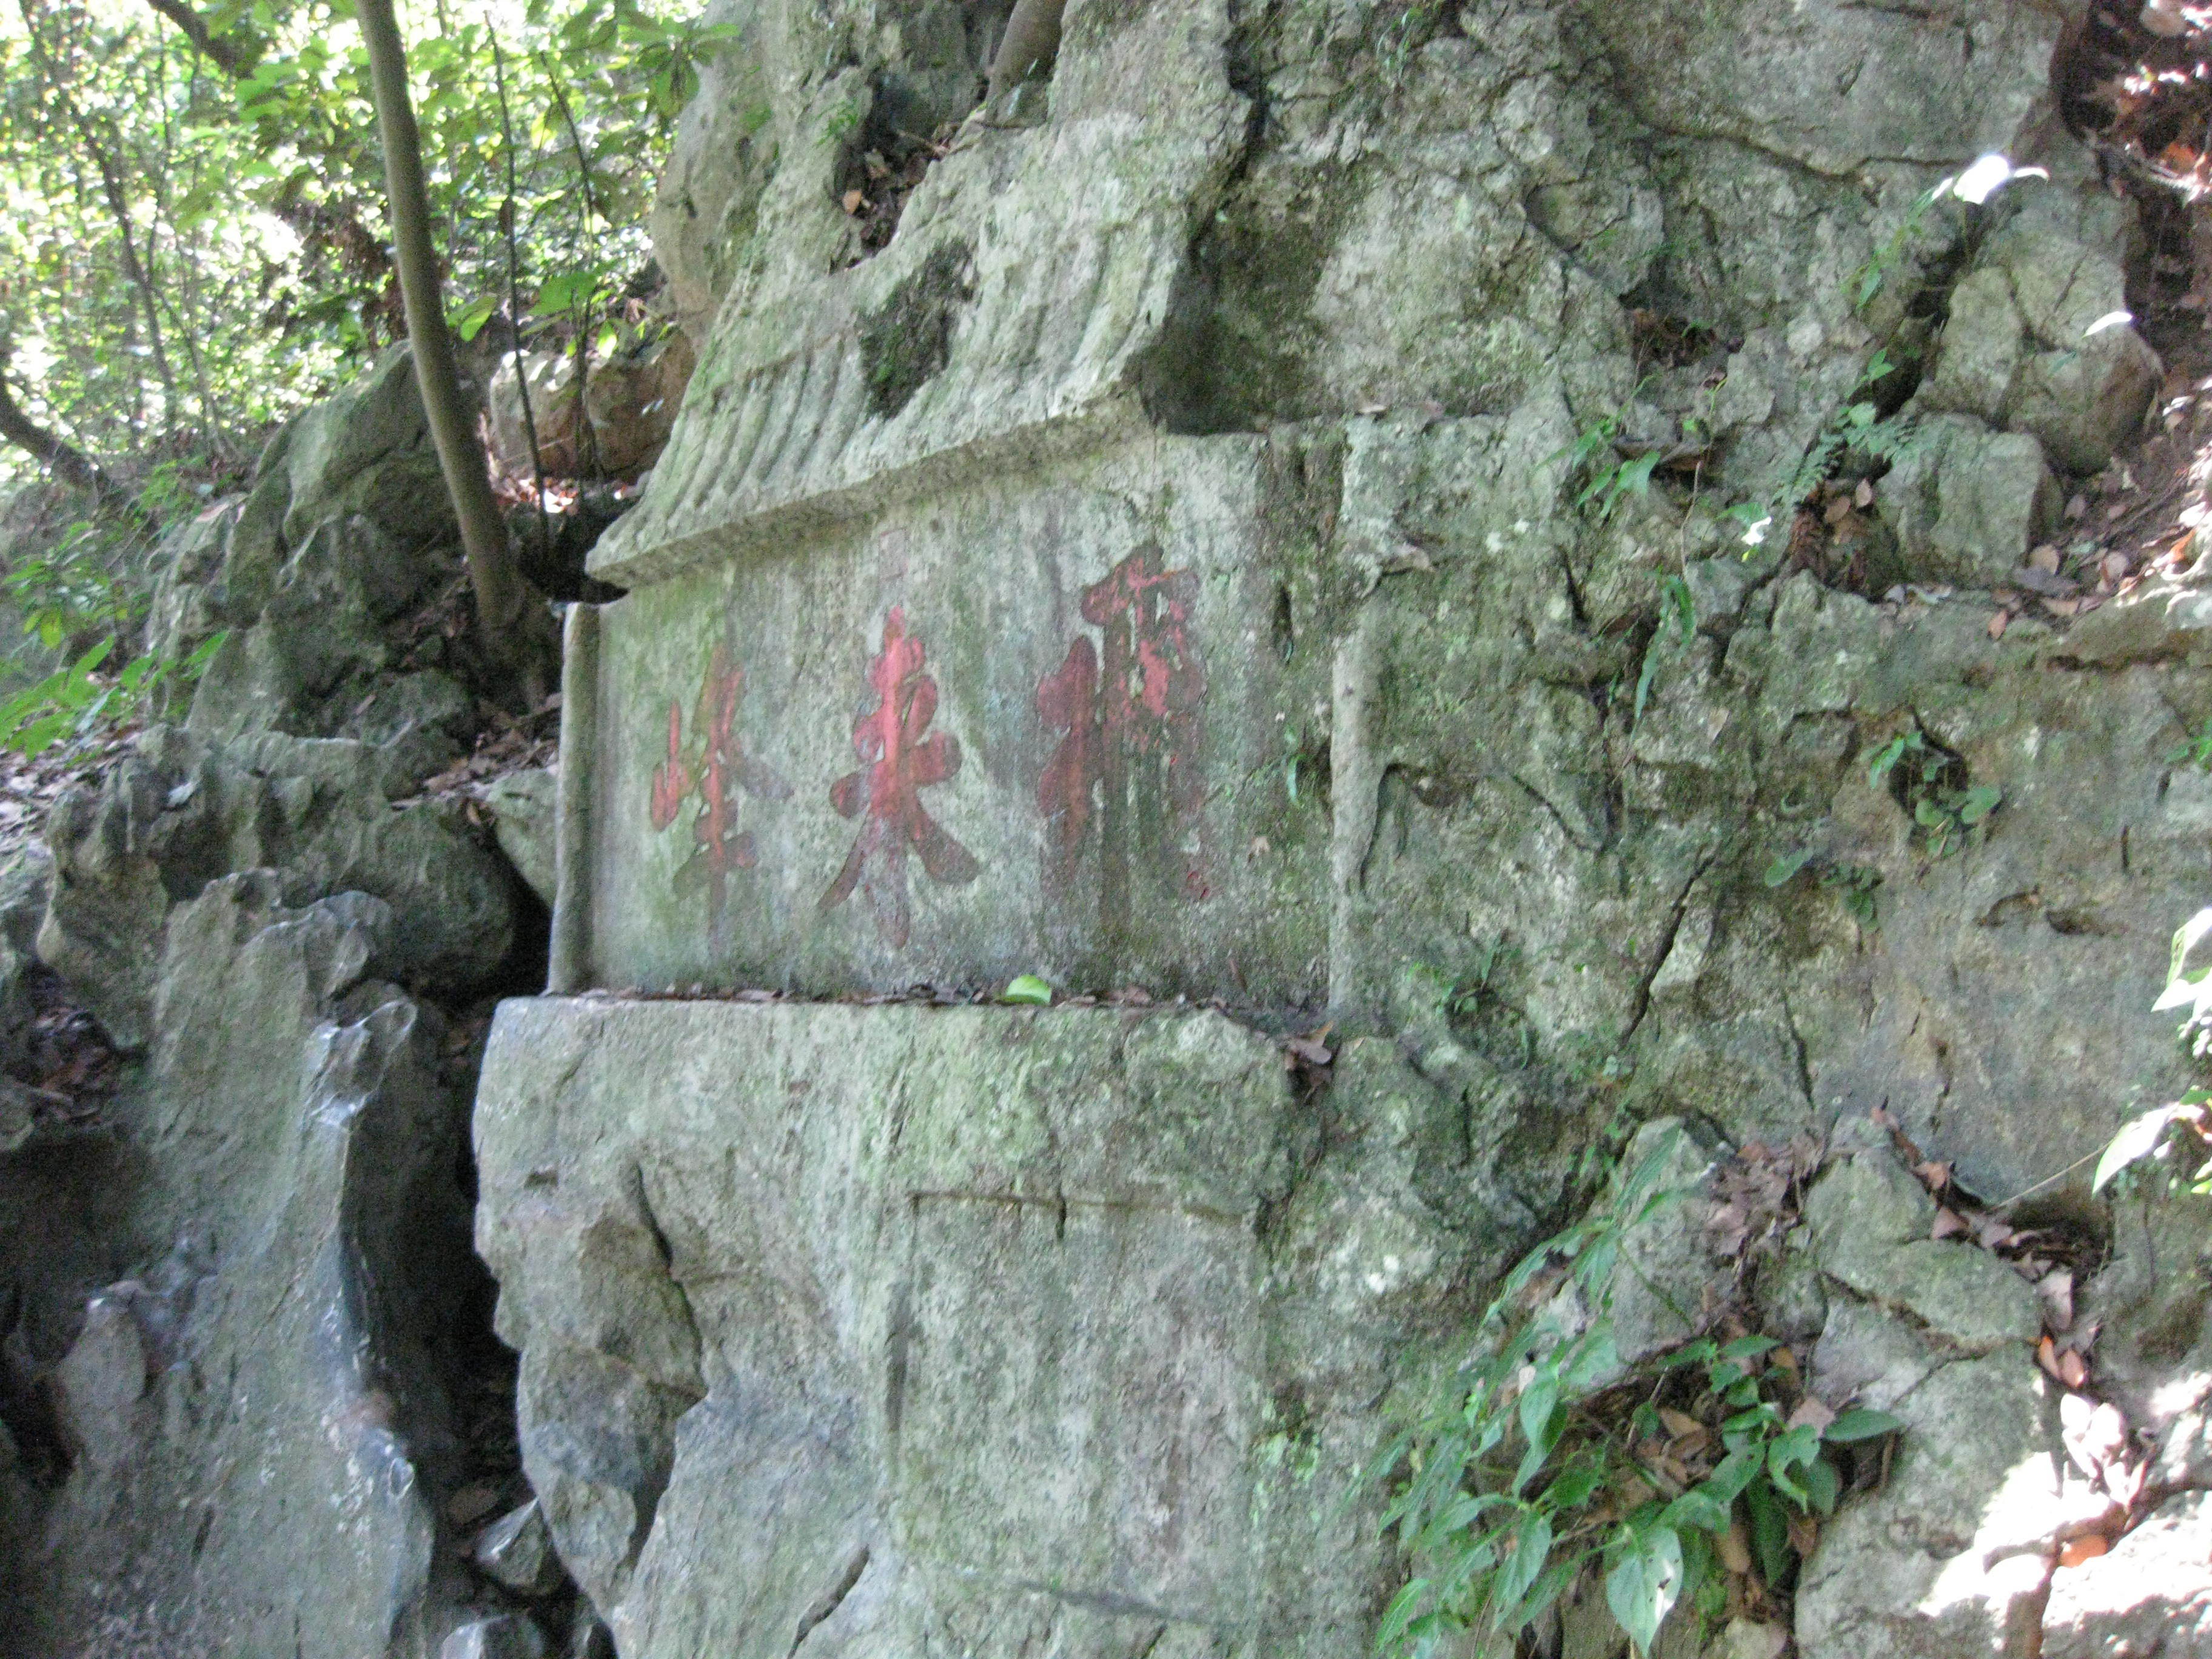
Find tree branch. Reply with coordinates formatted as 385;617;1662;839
0;349;149;528
139;0;246;73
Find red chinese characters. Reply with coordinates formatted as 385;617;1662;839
648;645;790;925
1037;541;1209;907
820;607;980;946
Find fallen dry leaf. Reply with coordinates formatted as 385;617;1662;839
1988;609;2012;640
841;188;866;213
1718;1519;1753;1575
2058;1534;2111;1568
2039;1269;2075;1333
1787;1396;1837;1433
1786;1513;1820;1558
1932;1207;1971;1241
2029;543;2063;573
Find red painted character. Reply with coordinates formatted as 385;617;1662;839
820;607;981;947
649;645;790;927
1036;542;1208;904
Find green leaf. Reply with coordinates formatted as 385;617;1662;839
1518;1374;1560;1463
1763;847;1815;888
1956;785;2001;826
2096;1105;2185;1193
1704;1446;1763;1504
1802;1454;1842;1516
1546;1461;1606;1510
1743;1480;1792;1584
452;293;498;341
1002;974;1053;1005
1822;1406;1903;1443
1605;1526;1683;1655
1661;1488;1730;1534
1721;1335;1778;1362
1494;1509;1553;1619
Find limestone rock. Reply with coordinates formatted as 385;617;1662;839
38;725;515;1047
2040;1490;2212;1658
484;767;558;908
1795;1343;2073;1659
1803;1150;2041;1351
442;1615;551;1659
473;1499;565;1597
475;999;1451;1657
52;1295;146;1473
1874;412;2060;588
19;874;473;1657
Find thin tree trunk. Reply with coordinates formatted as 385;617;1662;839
17;0;181;435
357;0;543;685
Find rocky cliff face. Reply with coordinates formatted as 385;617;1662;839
7;1;2212;1657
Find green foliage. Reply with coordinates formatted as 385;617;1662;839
2168;719;2212;771
1548;404;1663;525
0;629;225;756
1001;974;1053;1006
2092;1094;2212;1196
2096;905;2212;1193
0;0;720;487
1369;1133;1900;1657
1632;572;1694;725
1761;850;1880;926
1851;185;1945;313
1866;729;1999;857
1724;351;1920;555
1;515;149;648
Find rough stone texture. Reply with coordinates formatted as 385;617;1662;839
39;723;517;1047
27;0;2212;1655
443;1615;553;1659
2077;1187;2212;1492
475;997;1528;1659
13;874;477;1659
1792;1140;2104;1659
1801;1151;2042;1350
1874;413;2062;587
142;346;476;780
2041;1490;2212;1658
1918;183;2159;474
475;1498;567;1598
487;767;559;908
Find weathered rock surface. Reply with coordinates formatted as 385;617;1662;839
12;875;477;1658
18;0;2212;1654
475;997;1524;1658
143;346;480;779
39;724;517;1047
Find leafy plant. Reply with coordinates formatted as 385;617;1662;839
1728;357;1921;554
1369;1132;1899;1657
1548;404;1664;525
1866;729;1999;857
1631;571;1696;725
0;631;226;758
1820;863;1882;927
1761;848;1882;926
2093;1093;2212;1196
2;517;150;649
1001;974;1053;1005
1850;182;1946;313
2168;719;2212;771
2096;905;2212;1193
